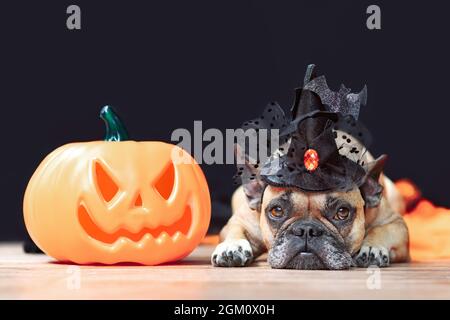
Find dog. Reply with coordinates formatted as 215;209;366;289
211;65;410;270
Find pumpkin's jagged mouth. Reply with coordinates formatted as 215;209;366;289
78;205;192;244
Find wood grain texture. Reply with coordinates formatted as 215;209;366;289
1;243;450;299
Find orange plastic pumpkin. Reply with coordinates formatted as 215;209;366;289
23;106;211;265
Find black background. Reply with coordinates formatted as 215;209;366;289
1;0;449;240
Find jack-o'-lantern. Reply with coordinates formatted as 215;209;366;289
23;106;211;265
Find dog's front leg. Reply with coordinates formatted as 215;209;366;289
211;207;266;267
354;216;409;268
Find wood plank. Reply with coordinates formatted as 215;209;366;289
1;243;450;299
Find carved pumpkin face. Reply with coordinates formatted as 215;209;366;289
23;107;210;265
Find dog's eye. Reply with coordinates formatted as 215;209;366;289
269;206;284;218
334;207;350;221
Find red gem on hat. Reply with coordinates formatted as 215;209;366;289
304;149;319;172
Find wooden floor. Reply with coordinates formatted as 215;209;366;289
1;243;450;299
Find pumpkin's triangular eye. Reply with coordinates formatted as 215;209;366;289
95;161;120;203
154;161;175;200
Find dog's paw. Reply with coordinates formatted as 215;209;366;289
211;239;253;267
354;245;390;268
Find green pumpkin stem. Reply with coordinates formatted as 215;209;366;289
100;106;129;141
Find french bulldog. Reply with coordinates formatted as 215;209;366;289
211;66;410;270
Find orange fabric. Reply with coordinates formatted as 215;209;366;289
396;180;450;261
201;235;220;245
404;200;450;261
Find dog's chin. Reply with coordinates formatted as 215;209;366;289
284;252;327;270
267;234;354;270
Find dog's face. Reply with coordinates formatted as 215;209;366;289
260;186;366;270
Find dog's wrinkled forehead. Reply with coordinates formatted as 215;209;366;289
261;185;365;215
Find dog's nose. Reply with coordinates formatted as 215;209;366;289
307;226;323;237
291;222;323;238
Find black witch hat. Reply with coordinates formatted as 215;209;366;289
235;64;384;210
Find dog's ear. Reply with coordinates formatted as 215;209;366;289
360;155;387;208
235;144;266;211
